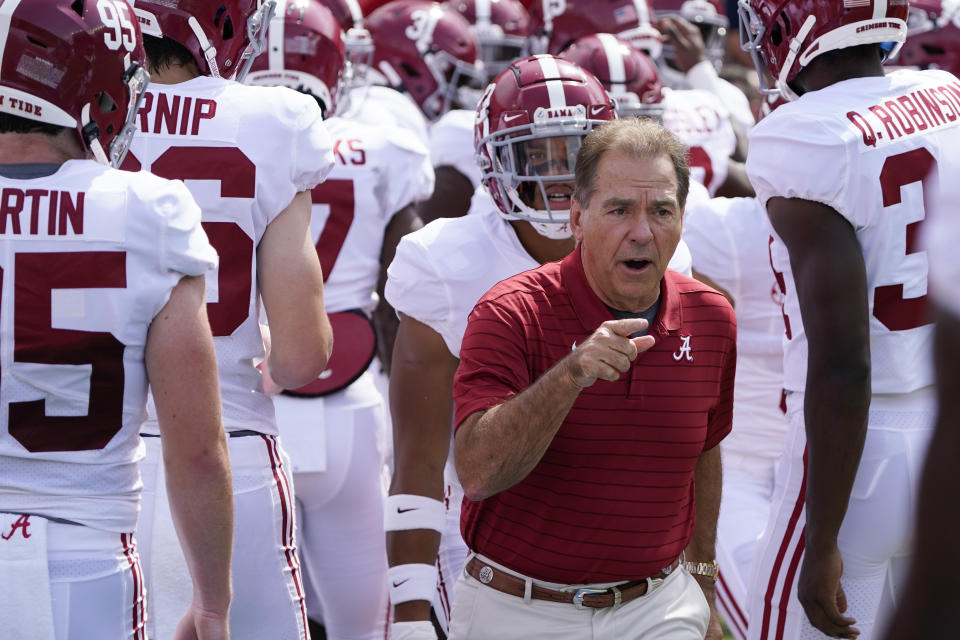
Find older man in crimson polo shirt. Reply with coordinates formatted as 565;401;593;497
449;118;736;639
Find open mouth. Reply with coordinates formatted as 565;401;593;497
622;258;652;272
545;184;573;206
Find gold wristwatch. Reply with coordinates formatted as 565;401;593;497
684;560;719;582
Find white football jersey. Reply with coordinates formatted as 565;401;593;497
429;108;482;189
684;195;787;459
313;116;434;313
0;162;216;532
662;87;736;196
341;84;430;148
748;68;960;394
130;77;334;435
386;198;538;358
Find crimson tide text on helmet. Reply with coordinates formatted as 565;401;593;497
246;0;346;115
894;0;960;75
447;0;530;84
365;0;482;120
738;0;908;100
133;0;275;82
652;0;727;69
475;54;617;238
560;33;664;121
0;0;149;167
525;0;662;60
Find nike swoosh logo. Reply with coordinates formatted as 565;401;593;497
503;113;524;122
318;369;333;379
392;578;409;588
590;105;605;115
572;341;578;351
397;507;418;513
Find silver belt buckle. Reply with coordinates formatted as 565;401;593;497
572;587;608;610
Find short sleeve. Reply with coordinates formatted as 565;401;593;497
293;95;335;192
453;298;532;429
381;129;436;214
746;111;856;225
385;234;451;335
704;311;737;450
429;109;482;188
134;176;218;277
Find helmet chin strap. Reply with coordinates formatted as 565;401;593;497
777;14;815;101
188;16;220;77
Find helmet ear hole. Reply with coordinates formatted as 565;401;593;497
70;0;84;17
401;61;421;78
214;6;235;40
770;22;783;46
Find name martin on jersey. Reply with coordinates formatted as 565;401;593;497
0;189;83;236
845;80;960;149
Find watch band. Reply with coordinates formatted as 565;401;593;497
684;560;719;581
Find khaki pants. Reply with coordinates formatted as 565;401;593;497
448;557;710;640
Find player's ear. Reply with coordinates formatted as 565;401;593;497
570;196;585;245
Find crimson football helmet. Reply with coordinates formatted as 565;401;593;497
560;34;663;121
246;0;346;115
366;0;482;119
526;0;662;59
653;0;727;69
0;0;149;168
894;0;960;75
738;0;908;100
133;0;275;81
318;0;375;77
475;55;616;237
447;0;530;84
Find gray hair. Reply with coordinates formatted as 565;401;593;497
573;118;691;210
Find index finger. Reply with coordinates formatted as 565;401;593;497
603;317;649;337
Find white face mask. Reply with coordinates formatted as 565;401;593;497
531;219;573;239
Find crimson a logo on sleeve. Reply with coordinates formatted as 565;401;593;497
1;515;32;540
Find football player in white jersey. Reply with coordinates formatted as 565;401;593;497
0;2;231;639
365;0;484;222
681;192;788;640
129;1;336;639
246;1;435;637
739;0;959;638
881;148;960;640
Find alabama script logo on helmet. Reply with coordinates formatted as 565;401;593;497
739;0;909;100
474;55;616;239
0;0;149;167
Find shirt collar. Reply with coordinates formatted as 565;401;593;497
560;247;683;336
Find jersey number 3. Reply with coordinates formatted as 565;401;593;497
874;148;934;332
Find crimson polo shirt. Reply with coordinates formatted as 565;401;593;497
453;247;737;585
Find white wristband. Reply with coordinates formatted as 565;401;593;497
391;621;438;640
384;494;445;532
387;563;438;604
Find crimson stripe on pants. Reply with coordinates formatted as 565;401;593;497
261;435;310;639
716;572;747;639
436;554;452;624
759;448;808;640
121;533;145;640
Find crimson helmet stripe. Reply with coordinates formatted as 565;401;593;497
534;54;567;106
268;0;288;70
597;33;627;92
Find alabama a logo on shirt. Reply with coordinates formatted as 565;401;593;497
673;335;693;362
